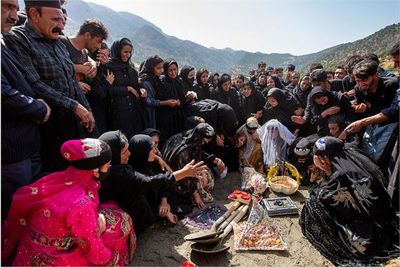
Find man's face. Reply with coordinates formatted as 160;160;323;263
85;33;103;53
1;0;18;33
334;68;346;79
32;7;65;40
276;69;283;78
354;75;375;91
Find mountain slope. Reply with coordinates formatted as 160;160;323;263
33;0;400;73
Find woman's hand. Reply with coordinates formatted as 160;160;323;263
127;86;139;99
159;197;171;217
140;88;147;98
182;160;206;177
321;106;340;118
193;191;206;209
105;69;115;85
213;157;225;173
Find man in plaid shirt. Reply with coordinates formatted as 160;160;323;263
4;0;95;172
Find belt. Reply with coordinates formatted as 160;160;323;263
30;230;75;250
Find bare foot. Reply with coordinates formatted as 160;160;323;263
165;212;178;224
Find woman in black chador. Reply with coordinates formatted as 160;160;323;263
162;123;225;218
98;130;205;234
106;38;147;139
158;59;186;143
262;88;302;133
300;137;399;266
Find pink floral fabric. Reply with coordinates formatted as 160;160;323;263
2;166;135;266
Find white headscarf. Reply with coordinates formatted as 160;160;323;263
258;119;295;167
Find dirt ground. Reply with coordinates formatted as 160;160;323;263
132;172;334;267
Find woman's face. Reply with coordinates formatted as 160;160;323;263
242;85;252;97
120;144;131;165
200;72;209;85
167;64;178;79
258;75;267;86
188;70;195;81
213;75;219;86
314;95;329;105
154;62;164;77
236;79;244;89
147;143;157;162
235;135;246;148
267;77;276;89
328;123;341;138
221;81;231;92
120;45;132;62
300;79;311;91
267;96;278;107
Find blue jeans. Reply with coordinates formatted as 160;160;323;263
1;153;41;221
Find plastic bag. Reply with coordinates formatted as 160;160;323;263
241;167;268;195
234;201;287;251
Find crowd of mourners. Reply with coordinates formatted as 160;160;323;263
1;0;399;266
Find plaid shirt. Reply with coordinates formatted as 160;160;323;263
4;23;90;111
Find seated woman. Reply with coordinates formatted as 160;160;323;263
300;137;399;266
2;139;135;266
292;86;355;137
98;131;205;235
128;134;176;225
162;123;226;218
262;88;303;133
258;119;296;168
235;117;264;174
327;114;360;149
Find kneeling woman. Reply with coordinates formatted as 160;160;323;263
3;139;135;266
162;123;226;218
98;131;205;235
300;137;399;266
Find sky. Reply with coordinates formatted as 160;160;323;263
84;0;400;56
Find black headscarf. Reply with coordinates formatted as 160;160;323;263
109;38;134;66
162;123;215;167
217;73;231;89
293;76;312;108
128;134;153;172
242;82;265;119
98;130;126;165
142;128;161;137
263;88;300;132
179;65;195;93
160;58;185;102
300;136;399;265
269;75;284;89
139;55;164;89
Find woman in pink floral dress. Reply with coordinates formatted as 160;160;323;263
2;138;136;266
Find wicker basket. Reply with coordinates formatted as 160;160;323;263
268;175;299;195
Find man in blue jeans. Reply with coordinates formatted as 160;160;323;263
1;0;51;221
